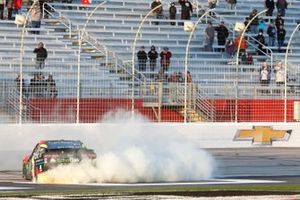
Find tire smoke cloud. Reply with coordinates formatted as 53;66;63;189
38;110;216;184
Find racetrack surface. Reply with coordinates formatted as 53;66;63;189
1;148;300;198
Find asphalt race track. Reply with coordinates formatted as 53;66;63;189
1;148;300;195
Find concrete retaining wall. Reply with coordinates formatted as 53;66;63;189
0;123;299;170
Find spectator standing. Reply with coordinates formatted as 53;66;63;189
180;0;193;20
37;73;47;97
240;52;253;65
13;0;22;15
215;21;229;52
267;22;276;46
33;42;48;69
226;0;236;10
170;72;178;82
204;21;215;52
265;0;275;16
15;74;27;96
151;0;163;25
249;9;259;34
275;14;284;30
30;1;41;34
276;0;287;17
208;0;217;16
177;72;184;82
186;71;192;83
29;75;36;97
234;34;248;55
46;74;58;98
255;30;265;55
169;2;177;25
32;73;45;97
178;0;184;5
160;47;172;72
148;45;158;72
6;0;13;20
274;61;285;86
137;46;147;72
259;62;271;87
243;17;250;32
277;24;286;52
246;53;253;65
225;39;236;58
208;0;217;9
0;0;4;20
258;18;267;33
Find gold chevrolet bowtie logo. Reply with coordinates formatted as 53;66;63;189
234;126;292;145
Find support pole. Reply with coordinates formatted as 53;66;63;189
184;9;213;123
283;23;300;122
19;0;39;124
76;1;107;123
234;9;268;122
131;4;162;120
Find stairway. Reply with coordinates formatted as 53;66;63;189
176;107;204;122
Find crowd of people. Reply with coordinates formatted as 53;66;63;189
202;0;291;57
15;41;57;98
15;73;58;98
0;0;21;20
136;45;193;83
155;70;192;83
258;61;289;93
151;0;194;25
137;45;172;74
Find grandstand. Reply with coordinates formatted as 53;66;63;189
0;0;300;123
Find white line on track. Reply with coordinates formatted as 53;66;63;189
14;179;285;186
0;186;33;190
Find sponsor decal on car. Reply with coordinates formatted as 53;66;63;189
234;126;292;146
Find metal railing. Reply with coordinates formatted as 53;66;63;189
81;31;147;84
43;2;73;37
206;10;274;67
140;82;216;122
6;88;41;123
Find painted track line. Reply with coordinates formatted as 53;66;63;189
14;179;285;186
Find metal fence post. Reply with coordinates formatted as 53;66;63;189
184;9;213;123
19;0;40;124
234;9;268;123
131;4;163;120
284;23;300;122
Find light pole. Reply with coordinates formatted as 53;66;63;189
76;1;107;123
131;4;162;120
184;9;213;123
234;9;268;122
283;23;300;122
19;0;39;124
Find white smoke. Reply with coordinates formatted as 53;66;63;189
38;110;216;184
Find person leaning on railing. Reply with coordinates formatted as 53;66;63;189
259;62;271;87
15;74;28;97
46;74;58;98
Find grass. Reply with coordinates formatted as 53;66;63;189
1;183;300;197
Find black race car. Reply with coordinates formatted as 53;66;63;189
22;140;96;181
